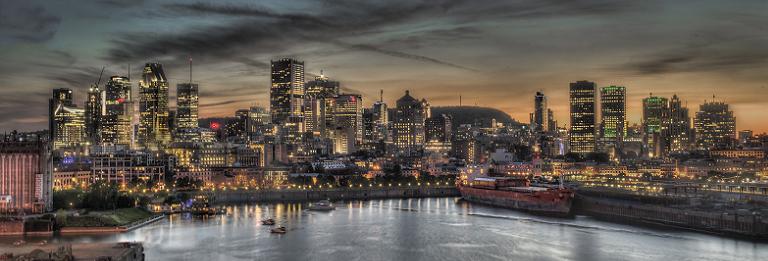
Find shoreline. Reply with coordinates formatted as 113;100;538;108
200;185;460;204
59;214;165;235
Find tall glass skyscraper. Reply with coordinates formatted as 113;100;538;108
599;86;626;148
694;99;736;150
270;59;305;125
102;76;133;146
138;63;170;149
569;81;597;154
176;83;199;130
533;91;548;133
642;95;668;158
665;94;691;153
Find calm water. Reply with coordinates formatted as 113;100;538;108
6;197;767;260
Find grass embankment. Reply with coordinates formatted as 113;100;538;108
62;208;153;227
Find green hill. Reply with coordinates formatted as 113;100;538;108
431;106;518;129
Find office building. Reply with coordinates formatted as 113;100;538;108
569;81;597;154
138;63;171;149
694;99;736;150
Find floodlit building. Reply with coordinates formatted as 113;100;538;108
569;81;597;154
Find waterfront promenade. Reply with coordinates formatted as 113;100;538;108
199;185;460;204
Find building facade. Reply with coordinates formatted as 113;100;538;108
569;81;597;154
138;63;171;149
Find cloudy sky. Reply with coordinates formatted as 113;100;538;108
1;0;767;133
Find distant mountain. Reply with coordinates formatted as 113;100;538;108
200;106;519;132
431;106;518;129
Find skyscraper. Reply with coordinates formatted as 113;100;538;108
599;86;626;155
393;90;429;156
694;99;736;150
85;84;103;144
664;94;691;153
533;92;548;133
102;76;133;147
303;73;339;137
49;88;86;149
371;98;388;142
270;59;305;125
425;114;453;143
176;83;199;130
49;88;73;141
138;63;171;149
333;94;363;144
642;95;669;158
569;81;597;154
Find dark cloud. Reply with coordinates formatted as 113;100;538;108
200;99;254;108
97;0;146;8
106;1;475;71
620;38;768;75
0;2;61;43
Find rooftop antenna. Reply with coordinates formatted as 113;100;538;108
188;55;193;84
459;95;462;106
95;66;105;87
128;64;131;79
379;89;383;102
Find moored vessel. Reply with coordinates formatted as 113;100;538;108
459;177;574;217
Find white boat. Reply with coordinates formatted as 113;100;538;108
308;200;336;211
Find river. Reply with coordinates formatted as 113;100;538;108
5;197;766;260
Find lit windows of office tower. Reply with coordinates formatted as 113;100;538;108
694;98;736;150
569;81;597;154
533;92;548;133
599;86;626;155
642;95;669;158
393;90;429;157
102;76;133;147
138;63;171;149
270;59;305;125
665;94;691;153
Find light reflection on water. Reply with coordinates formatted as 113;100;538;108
2;197;766;260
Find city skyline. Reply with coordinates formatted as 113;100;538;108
2;0;768;134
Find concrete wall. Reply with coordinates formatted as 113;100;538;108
203;186;460;204
576;194;768;238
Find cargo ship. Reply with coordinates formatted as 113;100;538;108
458;177;574;216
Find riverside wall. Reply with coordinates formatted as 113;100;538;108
575;192;768;239
203;186;460;204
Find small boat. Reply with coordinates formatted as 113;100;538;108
13;240;25;246
261;218;276;225
38;240;47;246
270;226;287;234
308;200;336;211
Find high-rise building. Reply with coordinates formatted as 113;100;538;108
533;92;548;133
49;88;74;141
303;73;339;137
176;83;199;130
246;106;271;141
333;94;363;144
85;84;103;144
49;88;86;150
600;86;626;140
393;90;429;156
425;114;453;143
664;94;691;153
270;59;305;125
0;141;53;213
102;76;133;147
694;99;736;150
371;99;388;142
599;86;626;156
138;63;171;149
642;95;669;158
569;81;597;154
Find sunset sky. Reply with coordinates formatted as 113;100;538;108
1;0;767;133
